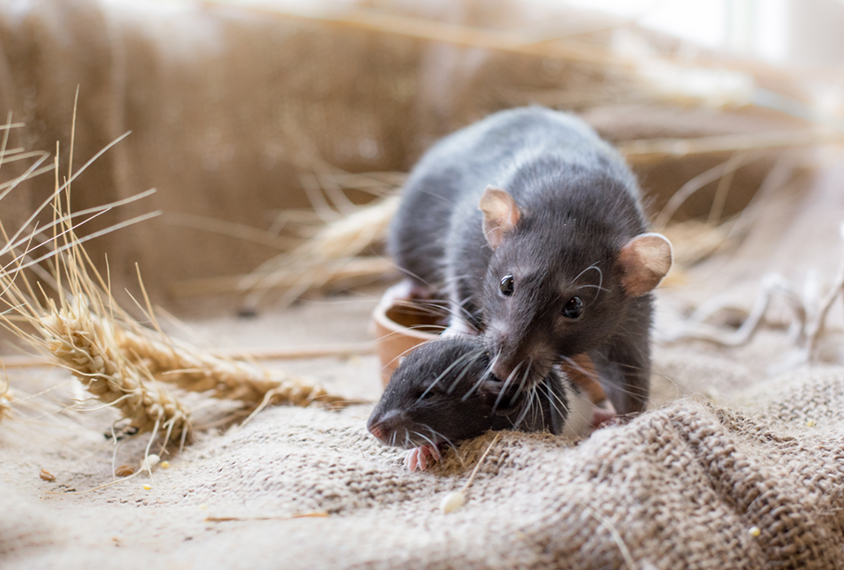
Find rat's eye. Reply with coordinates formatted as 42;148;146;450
419;389;435;400
562;296;583;319
499;275;515;296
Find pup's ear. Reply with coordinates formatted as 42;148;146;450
479;186;521;249
617;232;673;296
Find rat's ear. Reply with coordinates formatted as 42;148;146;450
479;186;521;249
617;232;673;296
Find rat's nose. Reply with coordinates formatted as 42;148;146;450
491;360;518;383
492;358;545;388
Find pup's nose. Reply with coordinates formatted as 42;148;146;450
368;423;385;441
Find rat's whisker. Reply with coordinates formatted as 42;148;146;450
547;382;569;419
559;355;591;378
450;349;484;396
415;431;441;460
420;350;476;401
509;359;532;406
425;426;458;457
576;283;611;293
465;346;501;399
572;263;606;300
512;385;536;429
494;361;523;412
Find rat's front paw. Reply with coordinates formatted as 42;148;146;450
404;444;441;472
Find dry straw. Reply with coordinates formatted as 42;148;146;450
171;180;402;307
0;115;359;442
662;223;844;374
164;2;839;310
0;382;10;421
0;119;192;441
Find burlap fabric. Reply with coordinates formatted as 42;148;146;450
2;1;843;568
2;345;844;569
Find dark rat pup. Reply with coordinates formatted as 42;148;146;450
367;337;567;471
387;106;672;417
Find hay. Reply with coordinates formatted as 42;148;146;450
0;121;361;444
172;193;401;308
0;384;10;420
3;0;832;311
662;223;844;374
239;194;399;308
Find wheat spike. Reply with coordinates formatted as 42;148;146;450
0;118;192;441
0;115;360;443
114;319;357;408
37;296;191;437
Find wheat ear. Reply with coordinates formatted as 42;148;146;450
0;126;192;441
37;296;191;438
114;317;358;409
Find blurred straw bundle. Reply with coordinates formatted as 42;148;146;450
142;0;840;310
3;0;838;313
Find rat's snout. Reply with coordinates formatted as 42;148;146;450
367;409;408;445
491;357;527;385
488;329;531;382
488;330;552;386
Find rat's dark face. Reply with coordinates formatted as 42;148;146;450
367;338;531;449
481;210;629;387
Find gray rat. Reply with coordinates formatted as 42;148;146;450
367;336;567;471
387;106;672;417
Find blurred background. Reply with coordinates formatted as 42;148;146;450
2;0;844;318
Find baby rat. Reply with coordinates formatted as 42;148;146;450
367;337;567;471
387;107;672;417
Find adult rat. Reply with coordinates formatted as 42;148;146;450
367;337;567;471
387;107;672;417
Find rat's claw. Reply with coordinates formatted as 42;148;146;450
404;445;441;472
404;448;418;471
428;444;441;461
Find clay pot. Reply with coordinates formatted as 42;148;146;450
372;301;442;387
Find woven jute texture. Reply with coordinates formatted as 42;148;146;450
3;361;844;569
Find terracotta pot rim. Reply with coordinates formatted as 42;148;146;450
371;301;440;341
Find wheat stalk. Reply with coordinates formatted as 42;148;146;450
0;384;10;420
113;314;358;409
0;201;193;441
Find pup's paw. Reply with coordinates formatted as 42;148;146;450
404;444;441;472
